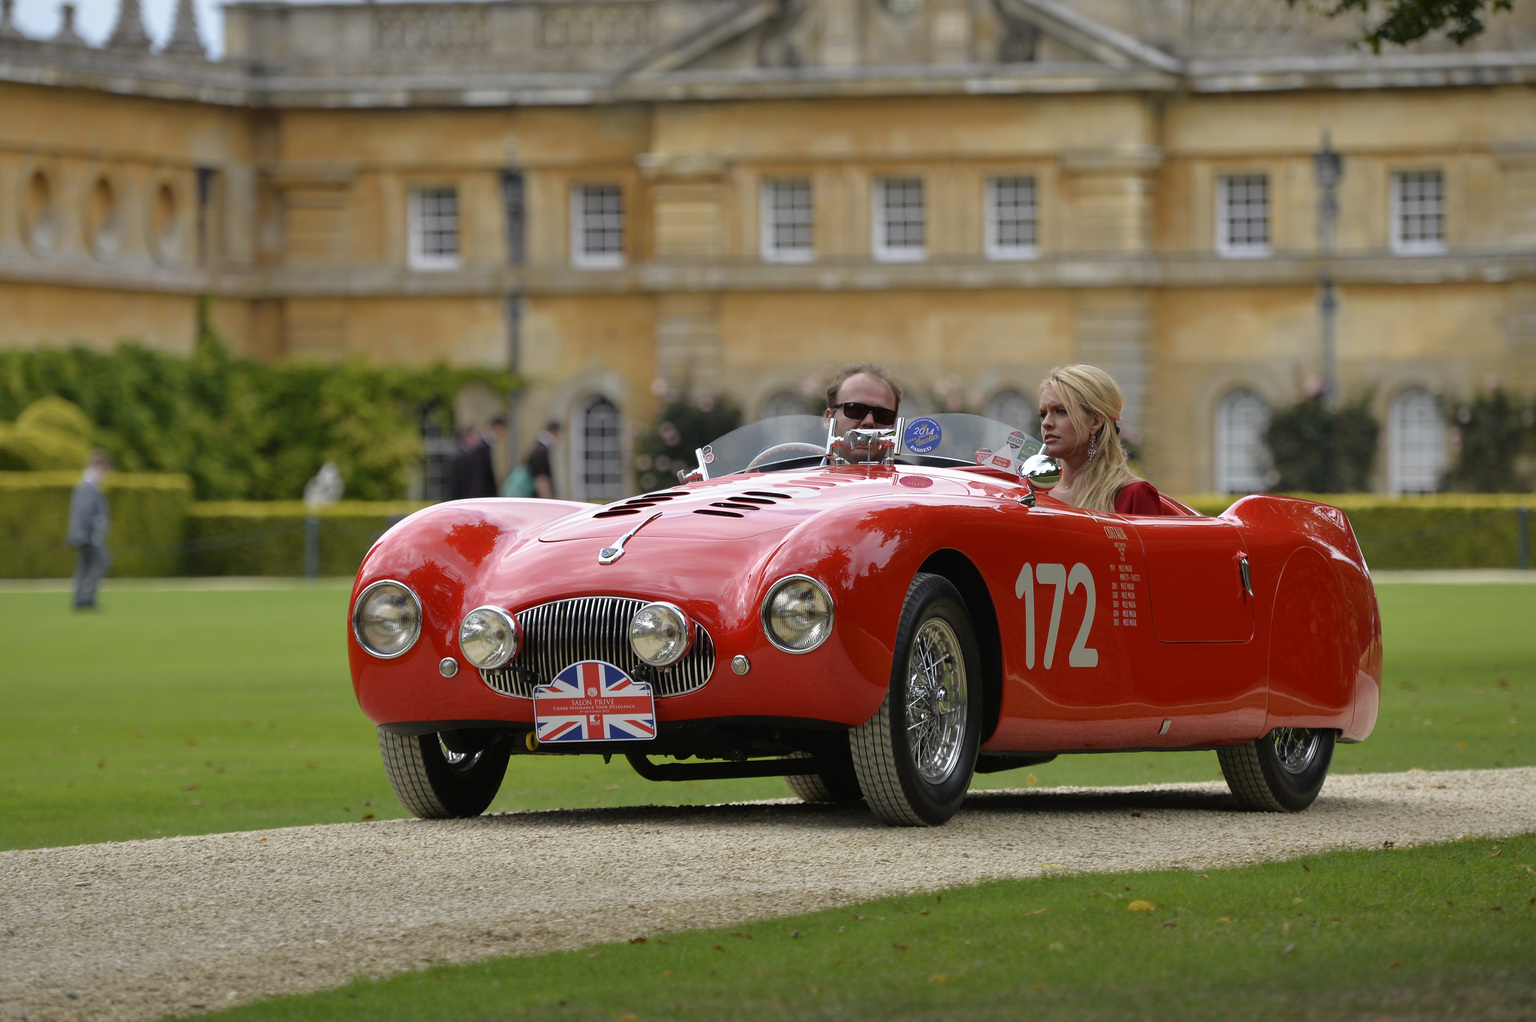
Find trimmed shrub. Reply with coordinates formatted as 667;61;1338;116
185;501;426;577
0;471;192;578
0;397;93;471
1264;393;1379;493
1183;492;1535;570
634;392;744;494
0;337;515;501
1444;388;1534;492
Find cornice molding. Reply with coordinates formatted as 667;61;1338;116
4;250;1530;301
5;39;1534;108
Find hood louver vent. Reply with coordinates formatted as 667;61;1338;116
691;490;797;519
593;492;689;519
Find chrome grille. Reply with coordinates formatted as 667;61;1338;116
479;596;715;699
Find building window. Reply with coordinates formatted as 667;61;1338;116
1388;388;1446;494
1216;174;1271;258
985;177;1038;260
873;177;926;262
1214;389;1271;493
573;395;624;501
986;389;1034;430
1391;170;1446;255
761;179;814;263
408;187;460;270
571;184;625;268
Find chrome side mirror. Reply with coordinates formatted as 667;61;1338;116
1016;453;1062;507
1020;453;1061;489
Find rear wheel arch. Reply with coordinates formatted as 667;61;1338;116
919;549;1002;743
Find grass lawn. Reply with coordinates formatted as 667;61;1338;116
203;833;1536;1022
3;579;1532;1021
0;581;1531;851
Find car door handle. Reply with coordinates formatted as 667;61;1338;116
1238;555;1252;597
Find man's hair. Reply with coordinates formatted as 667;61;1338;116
87;449;112;470
825;362;903;411
490;416;506;429
544;420;562;433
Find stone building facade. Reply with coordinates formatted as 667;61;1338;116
1;0;1534;497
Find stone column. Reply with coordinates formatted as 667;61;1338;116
639;153;729;397
655;294;723;397
1060;147;1162;255
1073;289;1151;443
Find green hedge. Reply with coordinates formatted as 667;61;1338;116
1184;493;1534;571
0;471;192;578
2;475;1529;578
185;501;425;577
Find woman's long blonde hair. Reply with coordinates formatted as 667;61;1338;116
1040;364;1141;513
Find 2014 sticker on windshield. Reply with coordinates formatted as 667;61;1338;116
904;417;942;454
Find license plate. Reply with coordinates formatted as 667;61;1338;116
532;660;656;743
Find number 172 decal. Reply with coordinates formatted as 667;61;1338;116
1014;563;1098;669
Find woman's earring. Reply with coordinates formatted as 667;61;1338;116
1087;430;1099;462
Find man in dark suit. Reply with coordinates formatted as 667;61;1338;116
447;418;506;499
67;450;112;610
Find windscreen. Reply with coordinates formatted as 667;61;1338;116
693;415;831;478
896;413;1044;470
690;413;1043;480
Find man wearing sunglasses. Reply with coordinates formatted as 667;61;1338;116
824;362;904;439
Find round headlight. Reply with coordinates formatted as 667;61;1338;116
629;602;693;667
761;575;834;653
352;580;422;659
459;606;519;670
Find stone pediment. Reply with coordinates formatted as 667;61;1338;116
208;0;1185;78
621;0;1182;76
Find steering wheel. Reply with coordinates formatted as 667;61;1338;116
745;442;826;471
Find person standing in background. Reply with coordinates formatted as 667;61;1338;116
519;421;562;501
67;450;112;610
447;419;504;500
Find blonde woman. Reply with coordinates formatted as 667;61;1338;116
1037;364;1163;515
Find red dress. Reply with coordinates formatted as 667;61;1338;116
1114;481;1163;515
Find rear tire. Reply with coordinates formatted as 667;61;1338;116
851;573;982;826
783;750;864;803
378;727;511;818
1217;727;1335;812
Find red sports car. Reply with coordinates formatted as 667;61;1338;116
349;414;1380;826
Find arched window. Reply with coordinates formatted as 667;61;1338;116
760;391;808;420
986;389;1034;432
573;395;624;501
1214;390;1270;494
1389;388;1446;494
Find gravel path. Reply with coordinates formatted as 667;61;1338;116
4;766;1534;1022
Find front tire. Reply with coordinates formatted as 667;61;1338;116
783;750;864;803
851;573;982;826
1217;727;1335;812
378;727;511;818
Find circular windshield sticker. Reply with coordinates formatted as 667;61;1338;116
701;445;714;465
904;417;942;454
1005;430;1027;453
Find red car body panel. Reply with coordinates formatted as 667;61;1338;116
349;463;1381;754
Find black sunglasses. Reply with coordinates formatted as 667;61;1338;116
830;401;898;426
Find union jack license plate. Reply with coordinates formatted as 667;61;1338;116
532;660;656;743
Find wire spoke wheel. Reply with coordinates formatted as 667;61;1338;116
905;618;967;785
851;573;982;826
1271;727;1322;775
1217;726;1335;813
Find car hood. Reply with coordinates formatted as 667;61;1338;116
535;468;973;544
